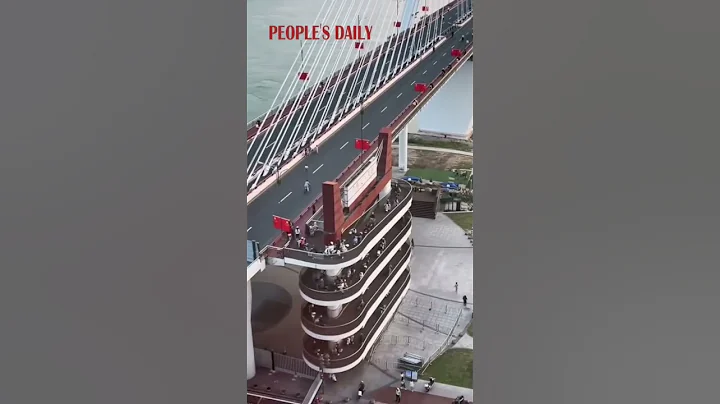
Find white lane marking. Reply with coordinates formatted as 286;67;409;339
443;52;447;56
247;227;253;232
362;122;370;130
340;141;349;150
397;93;403;98
433;61;437;65
411;81;416;85
381;106;388;113
312;164;324;174
422;70;427;75
279;192;293;204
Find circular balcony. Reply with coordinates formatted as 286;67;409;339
283;180;413;268
298;213;411;304
302;270;411;373
300;244;412;338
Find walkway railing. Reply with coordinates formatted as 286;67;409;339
283;182;412;264
301;246;412;336
302;271;411;370
297;219;411;300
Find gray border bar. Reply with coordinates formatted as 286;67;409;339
0;0;247;402
474;0;720;402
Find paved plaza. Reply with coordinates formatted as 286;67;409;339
370;215;474;374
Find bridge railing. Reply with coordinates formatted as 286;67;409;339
389;41;474;132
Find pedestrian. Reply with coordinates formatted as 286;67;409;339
395;387;402;403
463;295;468;307
454;282;458;292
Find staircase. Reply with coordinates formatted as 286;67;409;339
409;188;440;219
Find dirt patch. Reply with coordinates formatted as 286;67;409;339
392;149;473;170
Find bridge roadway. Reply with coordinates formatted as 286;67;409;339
247;19;473;248
247;0;467;140
247;1;473;179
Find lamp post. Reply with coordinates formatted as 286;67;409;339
360;104;365;162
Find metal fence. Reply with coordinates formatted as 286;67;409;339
254;347;317;380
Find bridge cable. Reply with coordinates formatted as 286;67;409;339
247;0;335;164
247;0;340;178
311;0;393;143
247;0;344;182
255;0;351;176
374;0;414;88
271;0;367;161
371;0;410;90
246;0;339;179
278;0;374;159
292;1;382;149
332;0;398;119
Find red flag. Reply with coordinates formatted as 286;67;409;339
354;138;371;151
298;72;309;81
394;21;401;27
272;216;283;230
451;49;462;57
421;5;429;11
354;42;364;50
414;83;428;93
273;216;292;233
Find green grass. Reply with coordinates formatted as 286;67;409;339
446;212;473;231
423;348;473;388
405;168;469;185
409;138;473;152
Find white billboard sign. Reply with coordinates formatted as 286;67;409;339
341;153;379;208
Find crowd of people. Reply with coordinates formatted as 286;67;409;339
306;289;399;360
308;330;366;360
290;181;406;257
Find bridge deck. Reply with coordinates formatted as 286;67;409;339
417;59;473;137
247;2;461;179
247;18;474;248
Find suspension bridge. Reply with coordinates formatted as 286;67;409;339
246;0;473;249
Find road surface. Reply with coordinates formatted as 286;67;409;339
247;18;473;248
